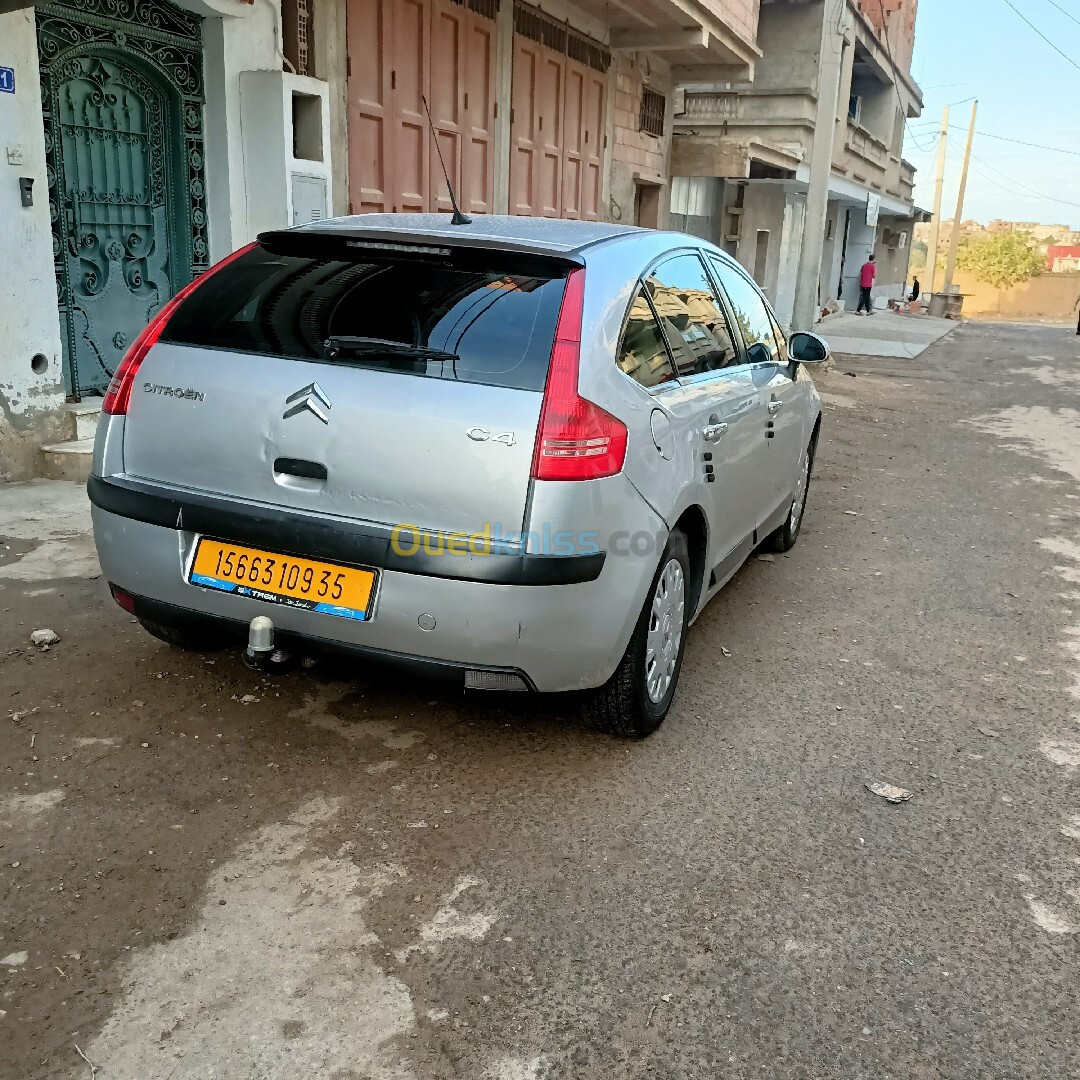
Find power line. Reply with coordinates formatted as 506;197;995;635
905;122;937;153
1001;0;1080;72
947;135;1080;211
974;131;1080;158
905;128;1080;160
1044;0;1080;29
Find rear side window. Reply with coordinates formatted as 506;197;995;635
618;287;677;388
160;244;567;391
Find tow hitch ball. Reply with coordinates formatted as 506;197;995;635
243;616;297;674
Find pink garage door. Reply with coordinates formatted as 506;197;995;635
510;2;606;220
347;0;496;215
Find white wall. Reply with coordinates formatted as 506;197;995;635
0;10;66;481
200;0;284;260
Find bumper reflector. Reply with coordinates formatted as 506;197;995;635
110;585;135;613
464;670;529;692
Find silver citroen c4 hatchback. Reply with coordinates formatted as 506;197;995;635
89;214;828;736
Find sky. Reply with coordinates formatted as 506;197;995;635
903;0;1080;230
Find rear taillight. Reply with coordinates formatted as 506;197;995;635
531;267;628;482
102;242;257;415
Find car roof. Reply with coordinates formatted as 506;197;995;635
291;213;649;257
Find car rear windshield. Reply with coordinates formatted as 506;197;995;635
160;242;569;392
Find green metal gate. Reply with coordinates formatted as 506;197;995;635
37;0;208;399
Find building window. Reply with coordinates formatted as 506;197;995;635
640;87;666;137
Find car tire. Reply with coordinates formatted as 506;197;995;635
768;433;816;553
584;530;691;738
137;616;228;652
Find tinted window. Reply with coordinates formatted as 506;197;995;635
645;254;740;376
618;287;677;388
161;245;566;391
707;255;782;364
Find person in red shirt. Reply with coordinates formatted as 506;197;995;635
857;254;877;315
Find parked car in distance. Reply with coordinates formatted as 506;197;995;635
89;215;828;736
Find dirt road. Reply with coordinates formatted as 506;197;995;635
3;320;1080;1079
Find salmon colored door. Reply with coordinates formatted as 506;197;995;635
509;32;605;219
393;0;428;213
461;12;495;214
578;62;605;219
509;37;538;216
347;0;393;214
347;0;495;215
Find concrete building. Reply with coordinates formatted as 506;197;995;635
914;219;987;248
1048;247;1080;274
1;0;763;480
988;220;1078;244
669;0;924;328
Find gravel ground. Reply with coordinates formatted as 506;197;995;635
2;319;1080;1079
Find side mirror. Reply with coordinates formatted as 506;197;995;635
746;342;772;366
789;331;830;365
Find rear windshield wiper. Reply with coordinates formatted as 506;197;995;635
323;336;459;362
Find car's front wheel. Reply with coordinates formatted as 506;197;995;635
584;531;691;738
768;433;816;553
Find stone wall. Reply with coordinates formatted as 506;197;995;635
953;271;1080;320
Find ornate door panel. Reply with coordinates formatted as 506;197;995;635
37;0;207;398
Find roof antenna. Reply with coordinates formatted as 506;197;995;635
421;94;472;226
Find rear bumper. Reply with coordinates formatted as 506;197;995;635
120;590;539;690
90;479;665;692
88;475;604;586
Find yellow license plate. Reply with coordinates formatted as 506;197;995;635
189;539;377;621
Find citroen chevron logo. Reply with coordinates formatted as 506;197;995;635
283;382;332;424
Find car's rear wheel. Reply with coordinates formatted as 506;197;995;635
136;616;228;652
585;531;690;738
768;434;816;553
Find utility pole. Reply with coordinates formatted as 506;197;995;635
942;100;978;296
925;105;949;294
792;0;849;330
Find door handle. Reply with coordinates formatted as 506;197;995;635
768;399;784;416
703;422;728;442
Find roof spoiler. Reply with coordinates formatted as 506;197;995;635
255;228;584;273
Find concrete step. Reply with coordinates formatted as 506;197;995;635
64;400;103;442
40;438;94;482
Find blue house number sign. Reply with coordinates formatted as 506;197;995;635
0;67;14;94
